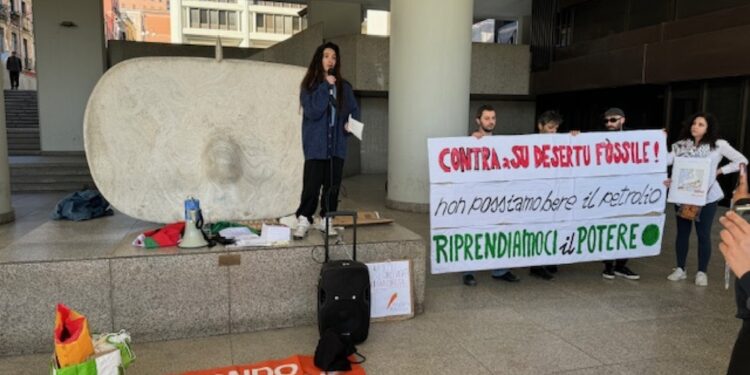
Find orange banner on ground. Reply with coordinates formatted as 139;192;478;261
180;355;366;375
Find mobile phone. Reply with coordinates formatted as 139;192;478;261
734;198;750;215
728;164;749;289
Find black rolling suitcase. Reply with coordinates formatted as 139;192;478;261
317;211;371;344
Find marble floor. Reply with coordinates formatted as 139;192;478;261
0;174;742;374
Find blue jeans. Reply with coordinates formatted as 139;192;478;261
675;202;718;273
464;269;508;278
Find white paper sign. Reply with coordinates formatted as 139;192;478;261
667;156;712;206
261;224;290;243
431;214;665;274
431;173;667;228
348;115;364;141
428;130;667;183
366;260;413;319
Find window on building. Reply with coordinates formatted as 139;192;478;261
293;16;301;32
22;38;27;60
11;32;17;52
0;28;5;52
256;13;265;32
200;9;208;28
274;14;282;33
284;15;293;34
218;11;227;30
210;10;219;29
265;14;274;32
228;12;238;30
9;0;15;12
190;8;200;28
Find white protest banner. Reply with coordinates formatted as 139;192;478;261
431;173;667;228
431;214;665;274
428;130;667;184
367;260;413;319
428;130;668;274
667;156;712;206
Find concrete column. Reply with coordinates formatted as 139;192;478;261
386;0;473;212
0;70;14;224
170;0;183;44
240;0;250;48
35;0;105;152
307;0;362;39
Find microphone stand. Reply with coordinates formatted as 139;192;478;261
325;83;336;262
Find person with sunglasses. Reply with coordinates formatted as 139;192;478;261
600;107;641;280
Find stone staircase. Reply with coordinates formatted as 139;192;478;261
9;155;96;193
4;90;95;192
5;90;40;156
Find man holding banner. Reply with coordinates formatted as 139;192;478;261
529;110;564;281
601;107;641;280
462;105;520;286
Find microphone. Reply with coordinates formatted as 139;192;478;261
327;68;336;98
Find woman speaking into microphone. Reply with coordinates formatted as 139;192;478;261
293;42;360;239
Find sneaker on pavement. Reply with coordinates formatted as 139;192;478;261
614;266;640;280
463;273;477;286
293;216;310;239
492;271;520;282
315;218;338;237
530;266;554;281
602;268;615;280
667;267;687;281
695;271;708;287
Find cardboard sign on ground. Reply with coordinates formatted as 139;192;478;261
332;211;394;227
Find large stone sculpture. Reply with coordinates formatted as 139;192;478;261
84;56;306;223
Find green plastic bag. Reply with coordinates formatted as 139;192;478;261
50;348;121;375
104;332;134;369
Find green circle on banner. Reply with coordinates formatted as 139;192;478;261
642;224;660;246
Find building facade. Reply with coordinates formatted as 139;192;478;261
103;0;170;43
170;0;307;48
530;0;750;205
0;0;34;71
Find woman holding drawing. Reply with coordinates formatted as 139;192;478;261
293;42;360;240
666;112;747;286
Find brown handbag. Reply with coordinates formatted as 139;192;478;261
677;204;702;221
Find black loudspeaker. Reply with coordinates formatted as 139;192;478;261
317;211;370;344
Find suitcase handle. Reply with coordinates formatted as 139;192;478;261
323;210;357;262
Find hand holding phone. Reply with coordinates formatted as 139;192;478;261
723;163;750;289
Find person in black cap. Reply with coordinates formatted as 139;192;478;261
603;107;627;131
601;107;640;280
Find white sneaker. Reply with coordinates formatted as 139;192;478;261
667;267;687;281
315;218;338;237
293;216;310;239
695;271;708;287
